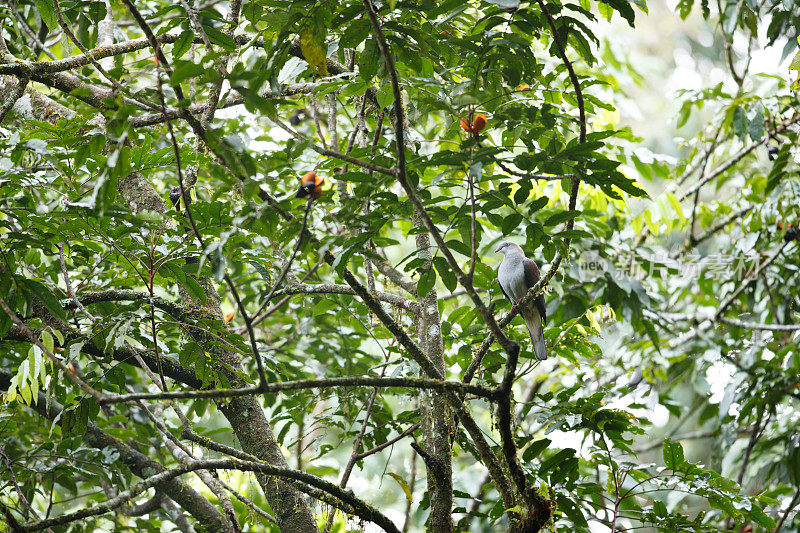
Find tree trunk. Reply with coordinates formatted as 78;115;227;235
414;209;454;533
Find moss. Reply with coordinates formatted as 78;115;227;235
118;172;169;214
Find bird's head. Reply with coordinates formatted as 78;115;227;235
495;241;523;256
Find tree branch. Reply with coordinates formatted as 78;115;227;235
98;376;496;404
271;283;418;314
22;459;403;533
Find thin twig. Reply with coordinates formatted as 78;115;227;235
57;244;95;322
249;198;315;328
267;114;395;176
775;486;800;533
715;240;792;320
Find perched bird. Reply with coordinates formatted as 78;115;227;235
496;241;547;360
471;113;487;134
295;171;324;200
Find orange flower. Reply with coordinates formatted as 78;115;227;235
224;312;235;323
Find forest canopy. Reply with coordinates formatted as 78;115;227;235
1;0;799;531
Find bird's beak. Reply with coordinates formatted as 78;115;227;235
495;246;502;253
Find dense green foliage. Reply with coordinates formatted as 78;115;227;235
1;0;799;531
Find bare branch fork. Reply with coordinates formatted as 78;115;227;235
247;197;315;327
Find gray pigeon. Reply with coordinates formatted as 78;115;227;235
496;242;547;360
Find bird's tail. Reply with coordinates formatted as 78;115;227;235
522;308;547;360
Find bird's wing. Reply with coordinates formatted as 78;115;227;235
522;258;541;286
523;258;546;325
496;266;512;302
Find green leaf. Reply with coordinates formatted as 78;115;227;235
300;18;328;76
502;213;523;235
170;61;207;84
377;85;394;109
23;279;67;322
748;103;765;142
522;438;551;462
732;106;748;140
748;504;776;529
203;25;236;52
557;495;588;527
540;448;575;474
676;0;693;18
528;196;549;214
85;1;107;22
184;277;208;304
664;192;683;223
543;210;581;227
35;0;58;30
417;268;436;297
387;472;413;502
602;171;649;198
172;30;194;60
599;0;636;25
433;257;457;292
359;38;380;80
662;438;685;470
339;18;370;49
790;48;800;71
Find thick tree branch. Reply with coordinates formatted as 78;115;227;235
339;264;517;513
0;73;29;124
98;376;496;404
271;283;418;314
22;459;403;533
0;296;106;401
2;380;230;532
